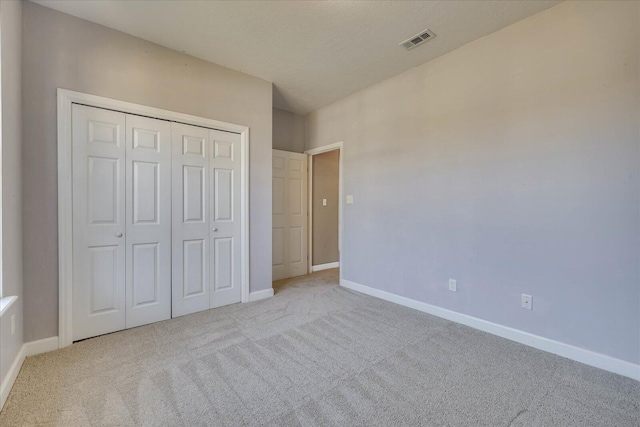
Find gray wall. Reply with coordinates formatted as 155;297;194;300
1;0;23;389
22;1;273;342
305;1;639;364
273;108;305;153
312;150;339;266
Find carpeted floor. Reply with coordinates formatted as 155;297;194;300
1;269;638;426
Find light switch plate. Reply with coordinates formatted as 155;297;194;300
448;279;457;292
346;195;354;204
322;198;327;206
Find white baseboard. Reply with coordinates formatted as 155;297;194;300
311;262;340;272
249;288;274;302
0;336;59;410
340;279;640;381
24;336;59;357
0;345;25;411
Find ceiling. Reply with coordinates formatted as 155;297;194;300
34;1;561;115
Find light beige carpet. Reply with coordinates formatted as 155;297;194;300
1;269;638;426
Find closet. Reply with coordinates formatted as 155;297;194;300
71;104;242;342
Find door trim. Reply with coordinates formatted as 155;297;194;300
57;88;251;348
304;142;343;283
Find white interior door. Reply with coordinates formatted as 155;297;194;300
125;115;172;328
72;104;245;338
172;123;210;317
172;124;243;317
72;104;126;341
272;150;308;281
209;130;242;308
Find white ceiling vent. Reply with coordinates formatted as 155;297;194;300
400;29;436;50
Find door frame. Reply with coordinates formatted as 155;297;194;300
304;142;343;281
57;88;250;348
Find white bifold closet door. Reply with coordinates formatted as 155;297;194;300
72;105;171;341
125;114;172;328
171;123;242;317
272;150;308;281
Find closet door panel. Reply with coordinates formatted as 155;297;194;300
125;114;172;328
172;123;211;317
209;130;242;308
72;104;247;339
72;104;126;341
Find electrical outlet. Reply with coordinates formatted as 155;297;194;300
521;294;532;310
346;195;354;204
448;279;457;292
322;198;327;206
11;314;15;335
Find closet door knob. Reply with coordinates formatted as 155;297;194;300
116;232;123;238
212;228;218;232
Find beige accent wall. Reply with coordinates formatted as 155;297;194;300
273;108;305;153
22;1;273;342
305;1;639;364
312;150;340;266
0;0;24;395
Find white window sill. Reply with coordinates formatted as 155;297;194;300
0;296;18;317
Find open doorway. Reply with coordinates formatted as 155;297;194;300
305;142;343;278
